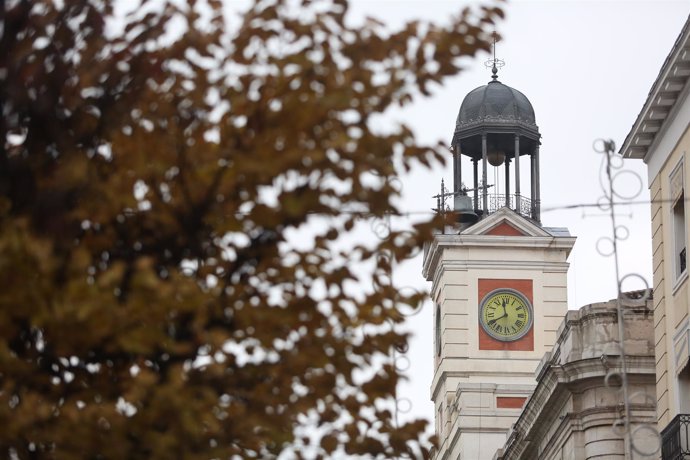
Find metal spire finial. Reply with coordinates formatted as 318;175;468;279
484;32;504;81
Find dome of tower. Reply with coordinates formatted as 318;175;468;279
451;76;541;156
448;68;543;225
456;79;537;129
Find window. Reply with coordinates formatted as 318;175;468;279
670;161;686;279
680;364;690;414
435;304;442;357
674;194;686;277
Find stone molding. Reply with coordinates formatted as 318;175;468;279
495;297;656;460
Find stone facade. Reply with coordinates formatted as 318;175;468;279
494;296;657;460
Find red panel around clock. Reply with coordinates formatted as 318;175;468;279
478;279;534;351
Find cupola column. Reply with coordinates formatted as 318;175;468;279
481;133;488;213
534;145;541;222
505;158;511;205
530;150;537;219
453;146;462;196
473;158;479;211
514;134;521;211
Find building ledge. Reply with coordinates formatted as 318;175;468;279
620;15;690;160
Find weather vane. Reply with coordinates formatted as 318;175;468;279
484;32;504;80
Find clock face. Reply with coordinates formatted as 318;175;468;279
479;288;533;341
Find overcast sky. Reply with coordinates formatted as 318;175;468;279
229;0;689;434
342;0;690;426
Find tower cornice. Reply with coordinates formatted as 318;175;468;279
423;233;576;282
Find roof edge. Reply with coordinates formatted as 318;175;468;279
620;14;690;160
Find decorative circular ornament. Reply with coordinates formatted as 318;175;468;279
479;288;533;341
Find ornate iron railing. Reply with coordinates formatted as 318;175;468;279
471;194;538;221
431;180;540;226
662;414;690;459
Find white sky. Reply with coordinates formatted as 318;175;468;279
229;0;690;435
345;0;690;426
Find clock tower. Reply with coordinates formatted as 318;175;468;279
423;65;575;459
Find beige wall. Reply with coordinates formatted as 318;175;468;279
619;15;690;449
650;123;690;431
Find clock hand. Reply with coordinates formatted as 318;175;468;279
488;313;507;326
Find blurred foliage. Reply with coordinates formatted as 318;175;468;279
0;0;502;458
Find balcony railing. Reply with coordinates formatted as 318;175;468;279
662;414;690;459
470;194;539;222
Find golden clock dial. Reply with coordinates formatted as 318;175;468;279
479;289;533;342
